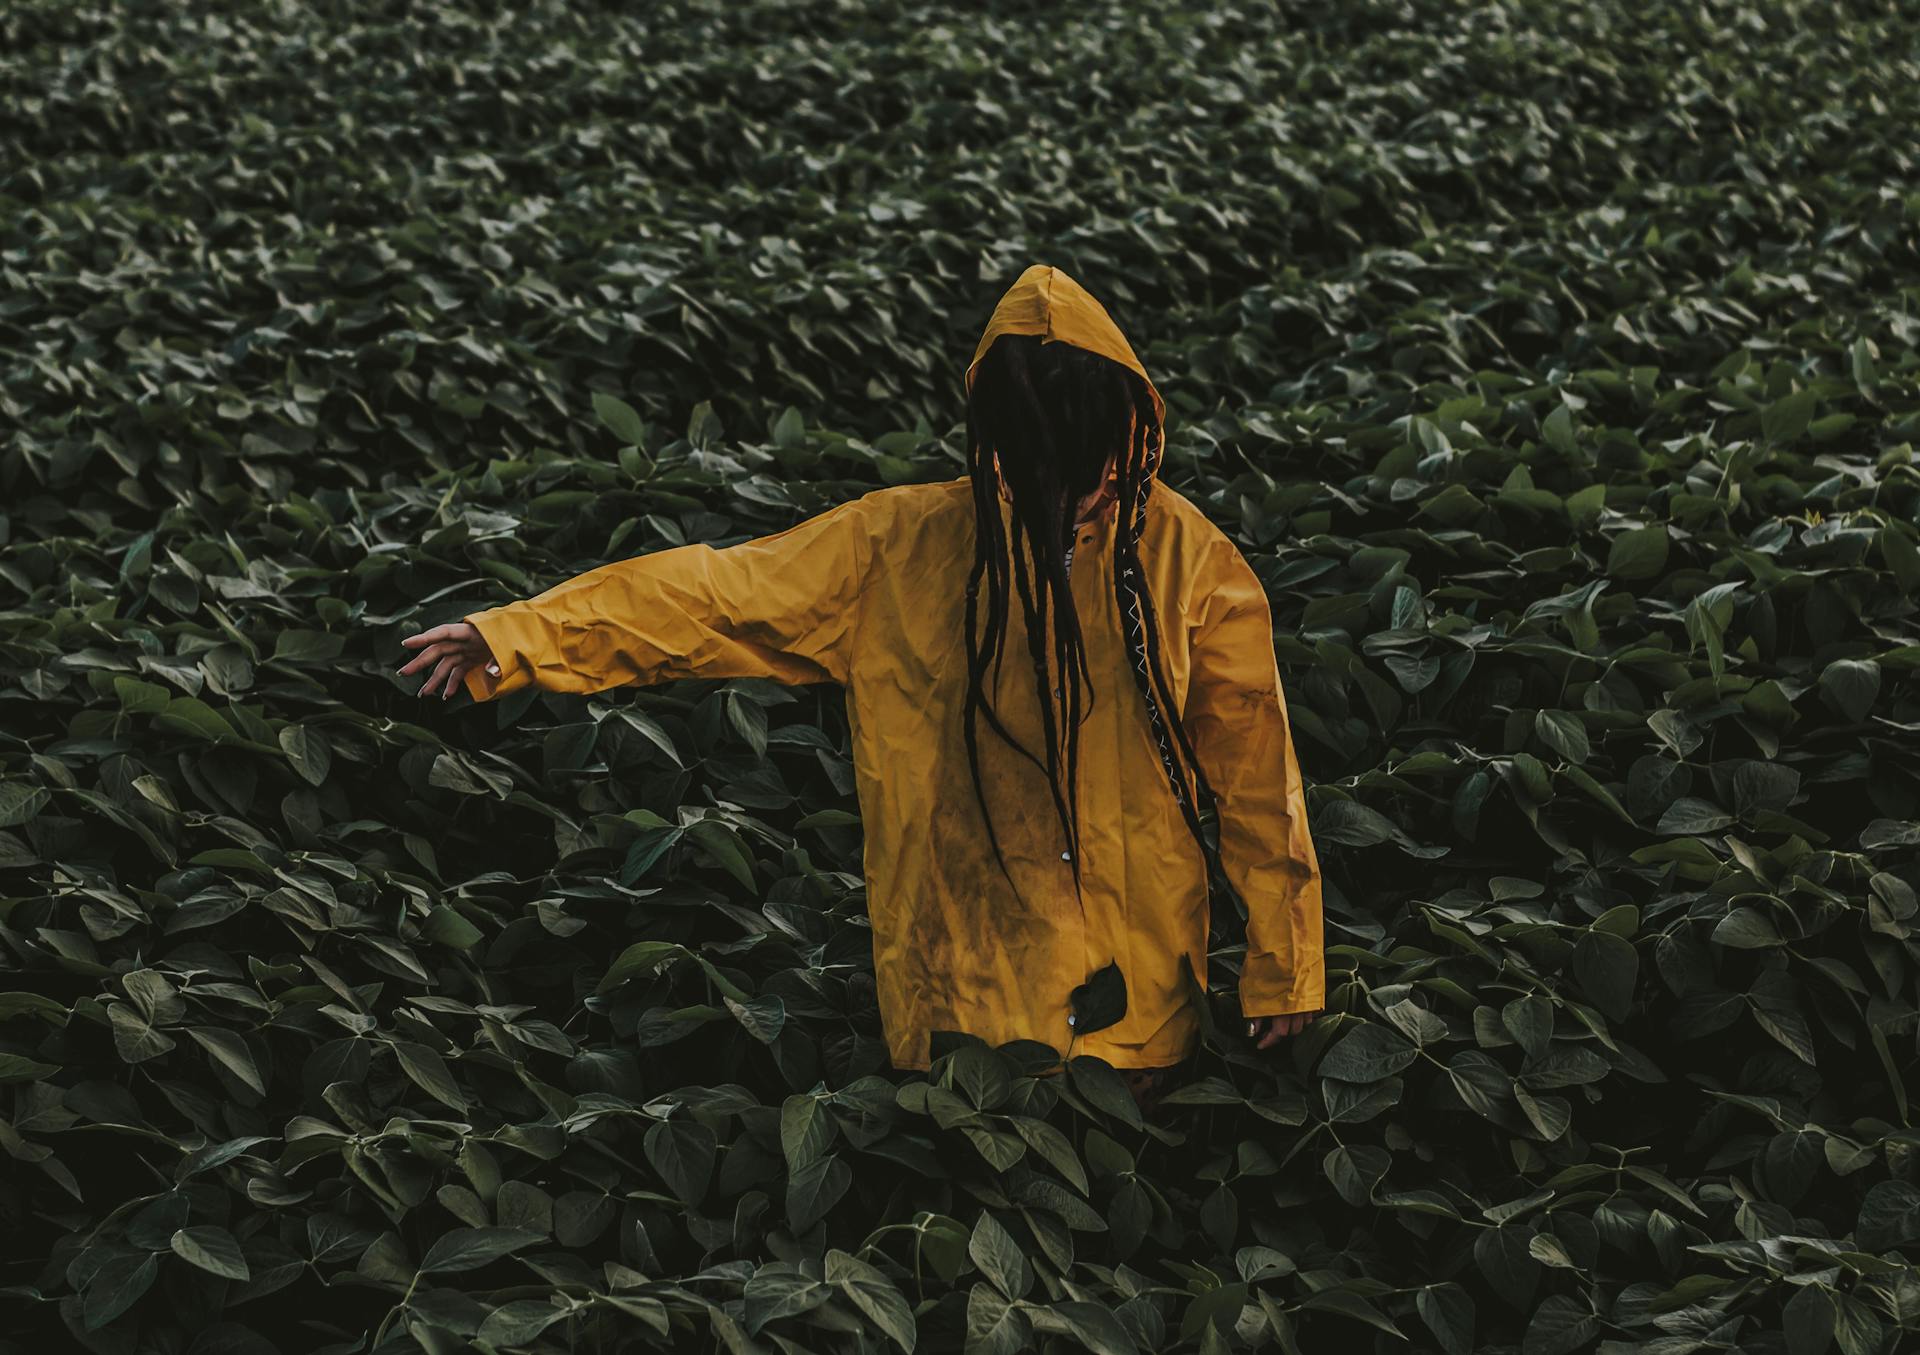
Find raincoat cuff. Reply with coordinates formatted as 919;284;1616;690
460;607;532;703
1237;949;1325;1018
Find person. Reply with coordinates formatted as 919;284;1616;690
399;264;1325;1111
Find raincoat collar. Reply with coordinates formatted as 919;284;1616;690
965;264;1166;501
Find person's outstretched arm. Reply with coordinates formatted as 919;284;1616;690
1180;537;1327;1041
401;493;875;703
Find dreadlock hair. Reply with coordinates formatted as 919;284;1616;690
961;332;1245;927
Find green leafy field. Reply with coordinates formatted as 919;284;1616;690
4;0;1920;1351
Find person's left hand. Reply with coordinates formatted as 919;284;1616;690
1246;1010;1322;1049
398;621;497;700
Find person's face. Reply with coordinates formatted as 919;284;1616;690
993;452;1120;525
1071;456;1120;525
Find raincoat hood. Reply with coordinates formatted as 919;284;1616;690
964;264;1166;482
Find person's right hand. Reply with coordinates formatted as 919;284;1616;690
398;622;497;700
1246;1009;1322;1050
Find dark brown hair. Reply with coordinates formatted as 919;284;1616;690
961;332;1233;911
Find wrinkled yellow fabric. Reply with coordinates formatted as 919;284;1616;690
462;264;1325;1071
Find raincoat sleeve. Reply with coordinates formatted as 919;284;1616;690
1181;541;1326;1018
458;495;873;704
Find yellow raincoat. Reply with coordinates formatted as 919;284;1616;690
461;264;1324;1071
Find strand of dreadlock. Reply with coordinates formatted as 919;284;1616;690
962;422;1036;908
1005;484;1085;879
963;415;1091;903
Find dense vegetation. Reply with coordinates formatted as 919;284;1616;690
3;0;1919;1351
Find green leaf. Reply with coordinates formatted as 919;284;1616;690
1300;1286;1404;1337
771;405;807;449
392;1040;467;1112
1730;760;1800;816
1514;1085;1572;1141
1748;971;1817;1065
1474;1225;1541;1310
1541;403;1577;455
726;992;787;1043
155;697;238;743
1855;1180;1920;1250
0;991;61;1031
477;1301;568;1346
1009;1116;1087;1194
113;676;170;714
1383;998;1448;1047
272;629;344;663
1879;528;1920;592
1713;906;1783;949
918;1215;972;1284
1605;525;1668;581
170;1225;250;1281
185;1026;266;1096
1448;1050;1514;1120
618;817;687;882
687;399;723;448
781;1093;836;1172
1066;1057;1144;1129
966;1282;1031;1355
1501;996;1554;1061
1417;1282;1475;1355
826;1248;918;1352
793;808;862;830
1068;959;1127;1036
82;1251;158;1331
786;1153;852;1232
1818;658;1880;723
277;724;333;787
593;391;648;445
686;819;755;890
744;1266;833;1334
596;939;683;995
109;1004;176;1063
1832;1291;1883;1355
1658;797;1733;835
175;1136;272;1182
1851;337;1879;393
1053;1298;1139;1355
1415;483;1485;527
1566;482;1606;527
949;1045;1014;1112
968;1210;1032;1300
1571;931;1637;1020
537;1188;599;1245
1761;387;1816;443
418;1226;545;1273
1534;709;1590;765
0;782;49;827
1589;902;1635;932
1784;1284;1836;1355
423;903;483;949
1318;1023;1419;1081
645;1118;716;1206
0;1052;61;1082
1522;1294;1598;1355
1323;1143;1390;1206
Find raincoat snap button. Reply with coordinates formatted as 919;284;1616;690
1061;851;1072;861
1067;1014;1077;1027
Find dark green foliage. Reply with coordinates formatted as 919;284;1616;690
1069;962;1128;1038
3;0;1920;1352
